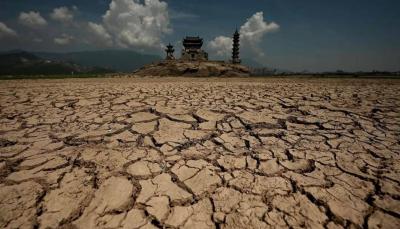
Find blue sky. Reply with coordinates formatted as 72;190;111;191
0;0;399;71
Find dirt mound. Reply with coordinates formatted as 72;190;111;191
134;60;250;77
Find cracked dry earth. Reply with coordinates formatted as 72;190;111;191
0;78;399;229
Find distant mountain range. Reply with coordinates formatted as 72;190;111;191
0;51;117;76
0;49;163;75
34;50;162;72
0;49;286;76
241;58;264;68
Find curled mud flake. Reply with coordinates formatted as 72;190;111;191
258;158;285;175
224;212;268;229
126;161;162;178
131;121;157;134
180;198;215;229
127;112;159;123
368;210;400;228
373;195;400;215
212;187;242;213
195;109;226;122
6;155;71;186
73;176;134;228
0;181;44;229
165;205;194;227
153;118;191;144
121;209;148;229
217;155;246;170
184;168;222;197
145;196;170;222
136;173;192;205
305;184;370;226
268;193;328;227
39;168;94;228
280;158;315;173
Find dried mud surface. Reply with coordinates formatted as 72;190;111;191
0;77;399;229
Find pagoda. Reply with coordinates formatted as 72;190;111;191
165;43;175;60
181;36;208;61
231;29;241;64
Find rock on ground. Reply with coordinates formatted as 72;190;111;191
134;60;250;77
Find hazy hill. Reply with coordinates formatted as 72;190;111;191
241;58;263;68
0;51;113;75
35;50;162;72
0;50;281;76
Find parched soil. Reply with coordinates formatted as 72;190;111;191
0;77;399;229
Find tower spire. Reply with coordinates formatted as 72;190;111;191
165;43;175;60
232;29;241;64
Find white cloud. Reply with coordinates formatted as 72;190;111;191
240;12;279;56
94;0;171;49
240;12;279;43
19;11;47;28
50;6;76;23
88;22;113;46
208;36;232;56
54;34;74;45
0;22;17;38
208;12;279;58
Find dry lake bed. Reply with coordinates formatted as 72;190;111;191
0;77;399;229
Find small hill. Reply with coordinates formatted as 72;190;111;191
0;51;114;75
134;60;250;77
35;50;162;72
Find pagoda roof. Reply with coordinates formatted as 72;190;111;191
184;36;203;41
183;36;203;49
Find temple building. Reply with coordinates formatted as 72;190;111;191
181;36;208;61
137;32;250;76
231;29;241;64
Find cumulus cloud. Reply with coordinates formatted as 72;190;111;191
88;22;113;46
208;12;279;58
54;34;74;45
0;22;17;38
19;11;47;28
50;6;77;23
208;36;232;56
89;0;171;50
241;12;279;43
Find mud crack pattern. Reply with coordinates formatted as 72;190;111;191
0;78;399;229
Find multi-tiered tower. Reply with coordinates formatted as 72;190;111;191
232;29;241;64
